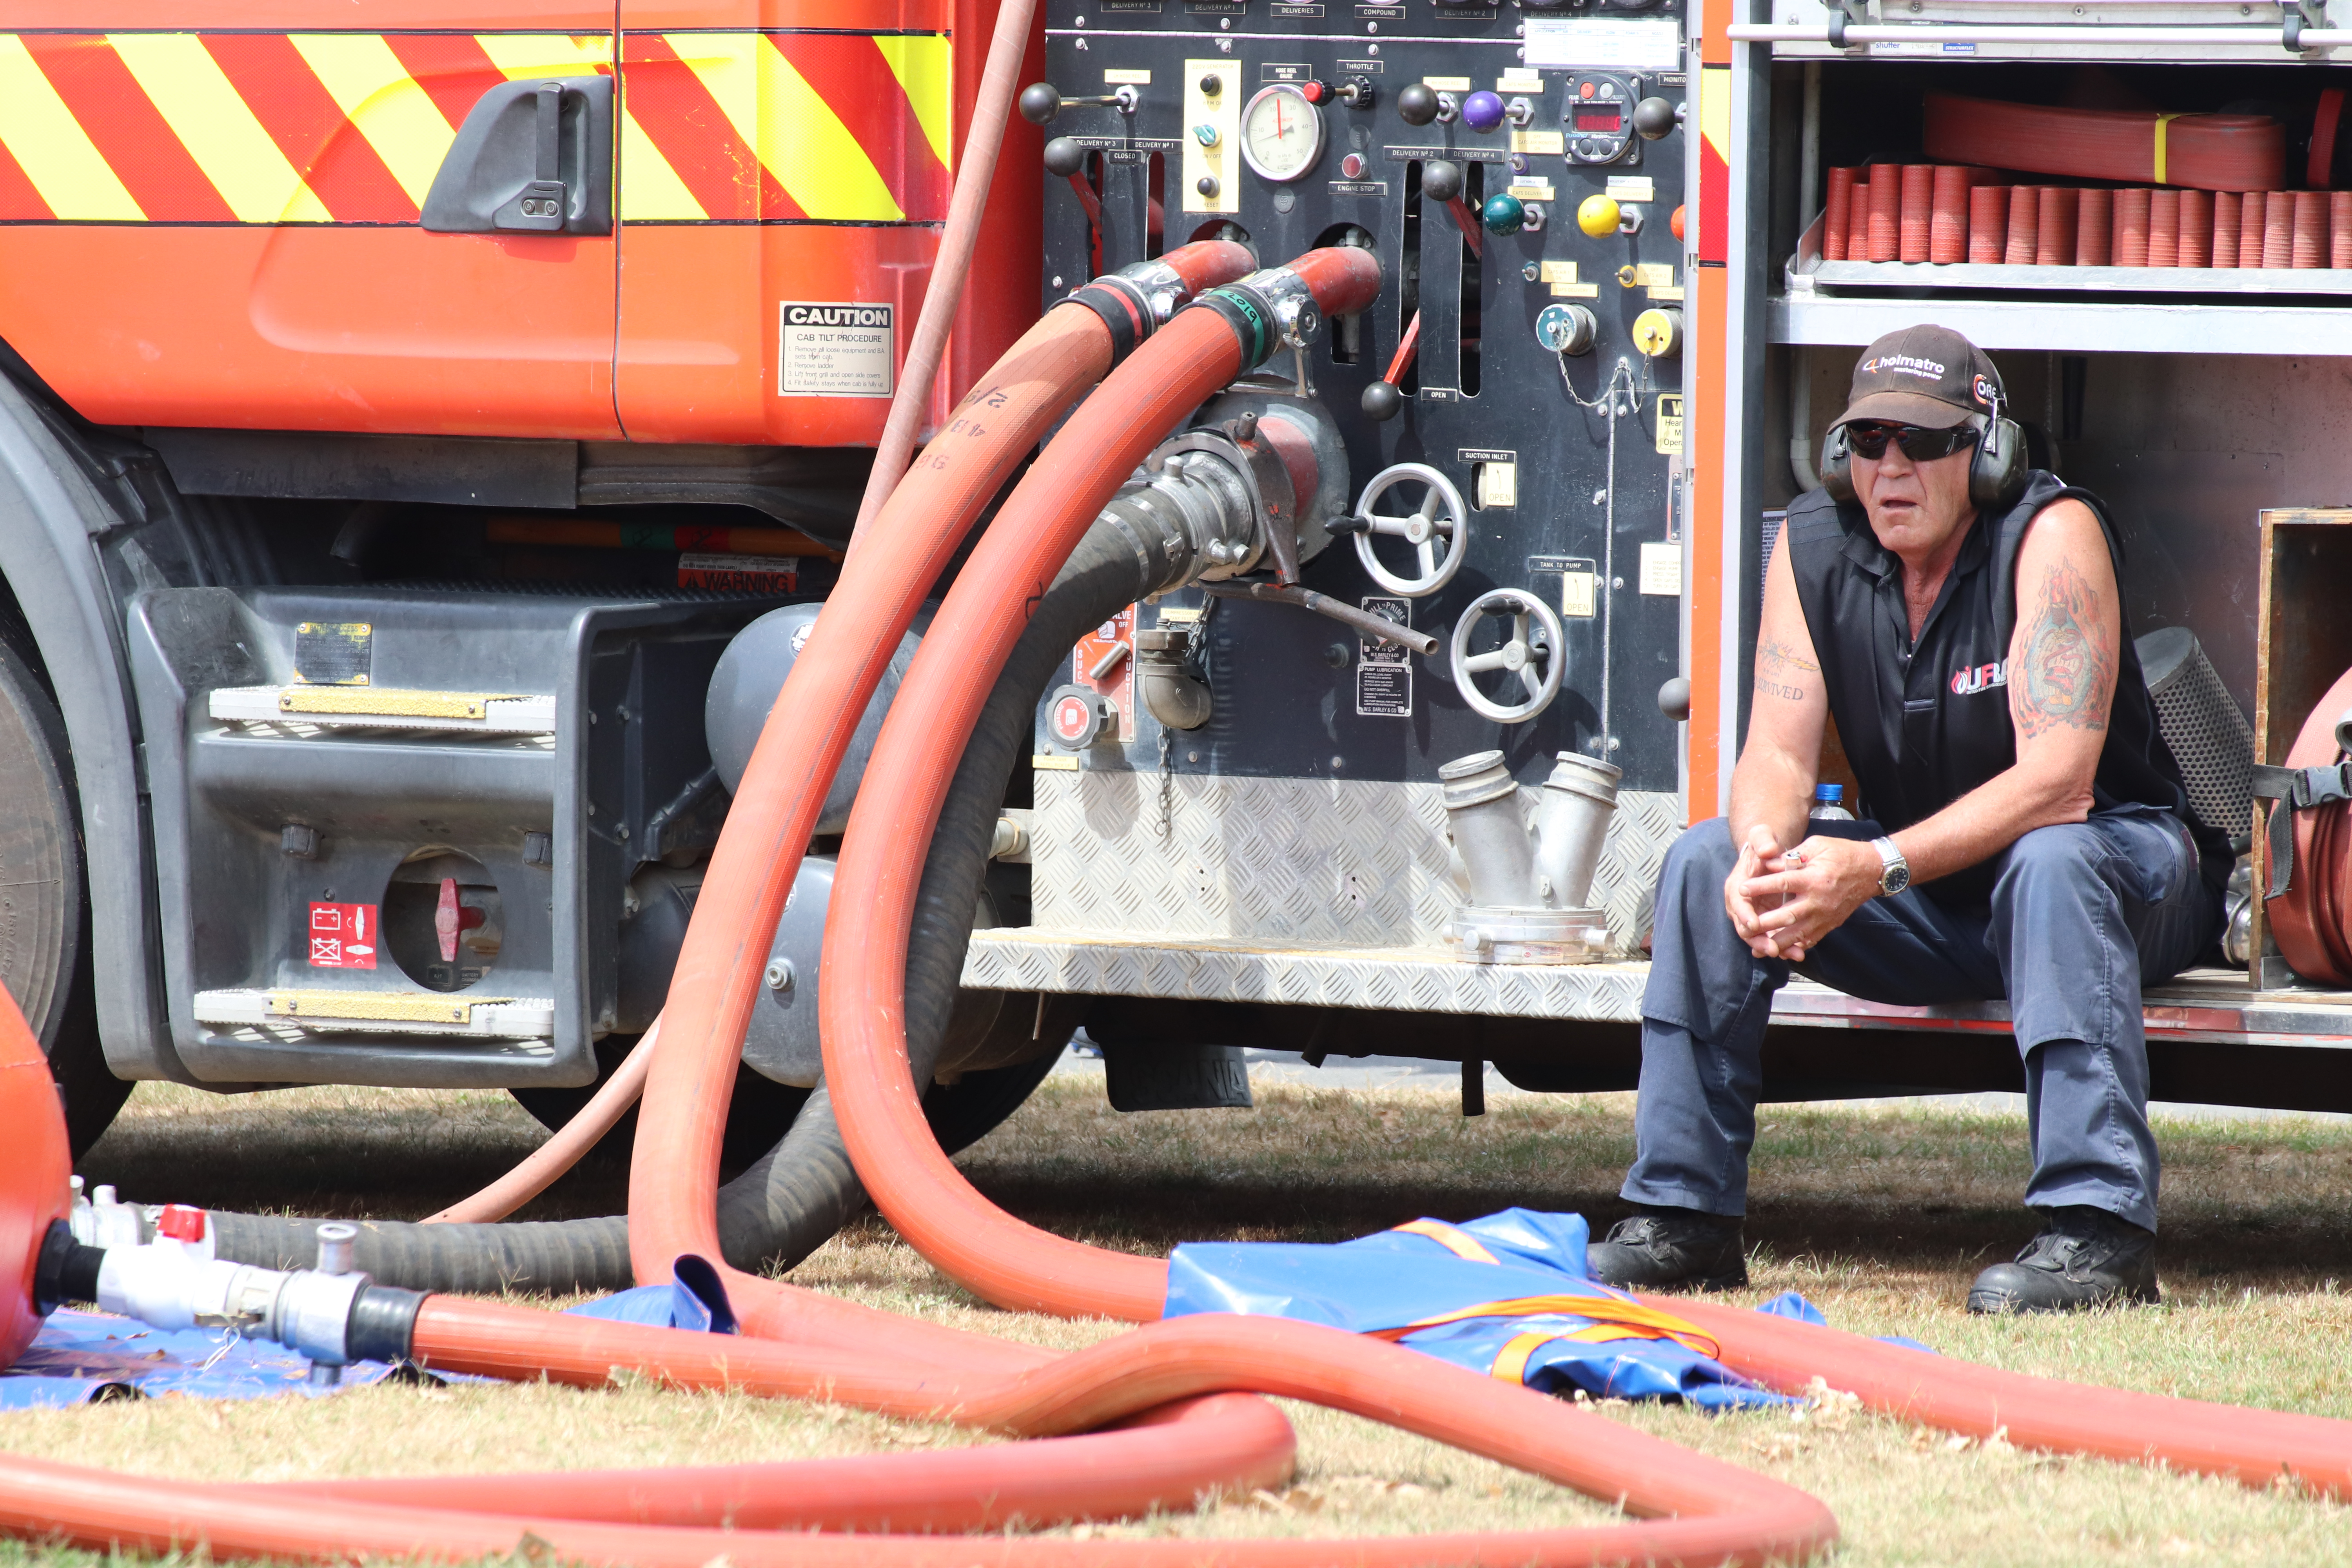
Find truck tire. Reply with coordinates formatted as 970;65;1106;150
0;634;123;1155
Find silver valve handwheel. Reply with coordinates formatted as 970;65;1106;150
1450;587;1566;724
1350;463;1469;597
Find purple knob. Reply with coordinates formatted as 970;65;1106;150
1462;90;1506;133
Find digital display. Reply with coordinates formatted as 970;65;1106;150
1572;104;1624;132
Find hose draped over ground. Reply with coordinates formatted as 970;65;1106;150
202;239;1256;1298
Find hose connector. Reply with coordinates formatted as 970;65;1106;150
1055;249;1252;369
89;1223;424;1376
1184;247;1384;377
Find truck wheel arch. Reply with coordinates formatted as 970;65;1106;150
0;372;176;1083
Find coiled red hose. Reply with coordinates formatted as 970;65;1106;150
1923;92;2283;194
2263;665;2352;985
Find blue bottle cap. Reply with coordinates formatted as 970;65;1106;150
1814;783;1844;801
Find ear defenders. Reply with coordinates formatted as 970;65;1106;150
1819;408;2026;510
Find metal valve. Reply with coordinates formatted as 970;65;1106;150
1450;589;1566;724
1350;463;1470;597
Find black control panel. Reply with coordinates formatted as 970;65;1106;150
1034;0;1688;794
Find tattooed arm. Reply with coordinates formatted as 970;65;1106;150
1722;534;1830;949
1744;500;2117;958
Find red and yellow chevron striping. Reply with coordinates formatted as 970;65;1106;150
0;30;950;226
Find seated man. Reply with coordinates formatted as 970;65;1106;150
1588;325;2230;1312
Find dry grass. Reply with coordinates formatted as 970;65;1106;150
9;1072;2352;1566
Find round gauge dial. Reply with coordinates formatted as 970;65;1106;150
1240;83;1325;182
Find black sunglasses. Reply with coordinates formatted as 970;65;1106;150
1843;421;1978;461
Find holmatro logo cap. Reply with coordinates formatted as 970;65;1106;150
1833;324;2004;431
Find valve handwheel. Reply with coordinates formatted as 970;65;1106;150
1350;462;1470;596
1450;587;1565;723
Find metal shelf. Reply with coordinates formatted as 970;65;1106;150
1770;290;2352;353
1804;257;2352;297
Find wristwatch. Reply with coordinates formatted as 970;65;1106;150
1871;836;1911;897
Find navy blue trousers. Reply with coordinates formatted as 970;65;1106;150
1622;807;2224;1233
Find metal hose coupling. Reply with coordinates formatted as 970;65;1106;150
1054;252;1227;367
73;1212;423;1385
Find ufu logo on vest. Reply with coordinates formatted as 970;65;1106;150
1951;659;2007;696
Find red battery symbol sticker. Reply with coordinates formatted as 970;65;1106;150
308;901;379;969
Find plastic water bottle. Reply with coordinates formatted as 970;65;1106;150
1809;783;1855;821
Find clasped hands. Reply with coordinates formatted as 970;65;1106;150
1722;826;1882;962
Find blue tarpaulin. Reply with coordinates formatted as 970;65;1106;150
0;1309;428;1410
1167;1208;1796;1410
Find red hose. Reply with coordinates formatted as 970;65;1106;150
1923;93;2283;193
2263;666;2352;985
809;246;2352;1505
626;239;1250;1367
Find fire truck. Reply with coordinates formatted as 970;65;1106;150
0;0;2347;1282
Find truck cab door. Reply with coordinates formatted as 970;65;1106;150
610;3;957;449
0;16;621;439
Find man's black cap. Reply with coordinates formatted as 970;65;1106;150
1833;324;2004;431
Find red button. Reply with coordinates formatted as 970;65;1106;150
1579;81;1595;98
1301;79;1327;103
1341;152;1365;178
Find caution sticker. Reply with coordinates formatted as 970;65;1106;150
1356;597;1413;718
306;902;378;970
779;302;894;398
1654;393;1686;456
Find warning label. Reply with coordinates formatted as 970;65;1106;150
1355;597;1412;718
306;902;378;970
779;302;894;398
1071;606;1137;741
678;553;798;594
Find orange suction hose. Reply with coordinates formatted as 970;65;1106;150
625;238;1251;1369
423;1017;661;1224
807;249;2352;1501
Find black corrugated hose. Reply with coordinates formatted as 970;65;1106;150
207;521;1148;1293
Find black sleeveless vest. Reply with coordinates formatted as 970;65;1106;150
1786;471;2230;907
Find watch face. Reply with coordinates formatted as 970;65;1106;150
1882;863;1910;896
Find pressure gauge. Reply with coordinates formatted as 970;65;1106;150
1240;83;1325;182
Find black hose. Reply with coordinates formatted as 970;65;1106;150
206;522;1149;1294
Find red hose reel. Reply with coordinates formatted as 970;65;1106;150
1922;93;2285;194
2262;666;2352;986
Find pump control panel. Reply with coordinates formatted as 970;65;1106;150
1031;0;1687;811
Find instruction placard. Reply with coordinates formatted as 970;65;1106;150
1356;597;1413;717
779;302;894;398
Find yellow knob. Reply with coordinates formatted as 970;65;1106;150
1577;194;1621;238
1632;306;1682;359
1616;263;1639;288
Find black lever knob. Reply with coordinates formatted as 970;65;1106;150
1396;83;1439;126
1420;158;1464;203
1020;83;1064;125
1043;137;1087;177
1360;381;1403;422
1338;76;1376;109
1633;96;1682;140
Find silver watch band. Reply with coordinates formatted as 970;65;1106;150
1870;836;1907;896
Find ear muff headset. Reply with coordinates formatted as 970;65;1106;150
1817;405;2027;511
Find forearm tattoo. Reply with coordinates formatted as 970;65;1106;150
1758;637;1819;675
2015;556;2114;737
1757;677;1808;702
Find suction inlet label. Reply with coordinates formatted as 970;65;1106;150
307;902;378;970
779;302;894;398
1356;597;1412;718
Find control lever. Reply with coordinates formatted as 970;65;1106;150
1200;582;1440;655
1360;309;1421;421
1461;91;1506;134
1019;82;1141;124
1042;138;1103;225
1338;77;1377;109
1420;160;1484;258
1632;97;1684;140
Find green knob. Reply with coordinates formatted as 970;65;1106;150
1481;192;1526;236
1192;123;1220;147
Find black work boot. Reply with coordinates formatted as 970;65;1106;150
1965;1205;2160;1314
1585;1205;1748;1291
